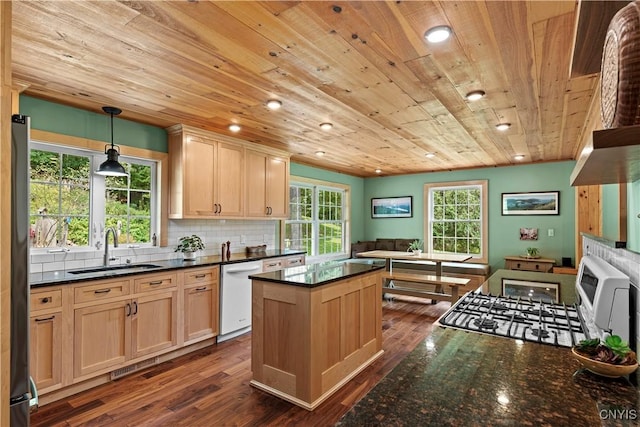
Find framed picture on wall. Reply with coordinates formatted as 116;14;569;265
371;196;413;218
501;191;559;216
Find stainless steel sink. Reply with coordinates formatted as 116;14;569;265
68;263;162;275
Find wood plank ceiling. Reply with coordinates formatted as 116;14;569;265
11;1;604;177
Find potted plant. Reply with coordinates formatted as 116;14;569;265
572;335;638;377
175;234;205;261
407;239;423;256
525;247;539;258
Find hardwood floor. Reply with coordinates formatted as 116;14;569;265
31;297;450;427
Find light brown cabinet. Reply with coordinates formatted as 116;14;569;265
245;149;289;218
30;287;63;392
168;125;244;218
183;266;220;344
73;273;178;379
504;256;555;273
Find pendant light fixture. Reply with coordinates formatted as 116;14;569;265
95;106;127;176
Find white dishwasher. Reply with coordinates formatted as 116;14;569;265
219;260;263;342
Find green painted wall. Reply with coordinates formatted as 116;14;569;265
290;163;366;242
360;161;576;271
602;184;620;243
19;96;167;152
628;180;640;252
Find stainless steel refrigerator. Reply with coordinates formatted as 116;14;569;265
10;114;37;426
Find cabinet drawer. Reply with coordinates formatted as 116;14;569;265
74;279;131;304
262;259;283;272
284;255;305;267
134;273;178;293
30;289;62;311
506;260;553;272
184;267;219;285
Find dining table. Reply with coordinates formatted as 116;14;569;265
356;250;473;303
355;250;472;276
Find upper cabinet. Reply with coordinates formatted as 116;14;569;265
167;125;289;220
245;149;289;218
167;125;244;218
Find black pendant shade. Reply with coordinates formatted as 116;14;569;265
95;106;128;176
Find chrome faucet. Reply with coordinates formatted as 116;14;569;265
104;227;119;266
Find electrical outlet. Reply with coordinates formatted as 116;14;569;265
548;229;554;237
240;234;246;244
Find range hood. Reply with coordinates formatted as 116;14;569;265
570;125;640;186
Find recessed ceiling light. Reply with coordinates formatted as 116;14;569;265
514;154;525;161
266;99;282;110
315;151;325;157
424;25;452;43
375;169;382;174
228;124;241;132
319;122;333;130
425;152;436;158
495;123;511;131
465;90;486;101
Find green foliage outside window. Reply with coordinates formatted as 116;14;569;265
30;147;153;248
431;187;482;255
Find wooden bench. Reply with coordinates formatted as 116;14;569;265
381;272;470;303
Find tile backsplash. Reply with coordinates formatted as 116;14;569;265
30;219;278;273
582;234;640;351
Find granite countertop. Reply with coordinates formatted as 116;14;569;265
249;259;385;288
338;327;639;426
30;249;305;288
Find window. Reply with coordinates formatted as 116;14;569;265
284;178;349;259
424;180;488;263
30;142;156;249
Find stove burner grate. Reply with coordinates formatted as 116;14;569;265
473;318;498;330
480;301;508;311
531;328;550;338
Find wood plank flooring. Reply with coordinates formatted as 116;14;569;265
31;297;450;427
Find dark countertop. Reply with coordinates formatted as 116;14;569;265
338;327;639;426
249;259;385;288
30;249;305;288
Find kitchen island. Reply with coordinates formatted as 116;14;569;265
249;260;385;410
338;326;639;426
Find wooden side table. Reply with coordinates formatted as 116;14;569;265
504;256;555;273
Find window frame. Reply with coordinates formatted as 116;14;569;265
282;176;350;262
423;180;488;263
29;129;168;251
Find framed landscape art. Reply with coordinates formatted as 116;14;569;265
371;196;413;218
501;191;559;216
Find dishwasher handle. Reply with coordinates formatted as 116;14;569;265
224;265;262;274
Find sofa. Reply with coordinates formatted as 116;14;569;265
351;238;491;295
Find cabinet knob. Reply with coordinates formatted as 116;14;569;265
41;297;52;304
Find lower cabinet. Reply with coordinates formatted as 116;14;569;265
183;266;219;344
72;273;178;379
74;299;131;378
30;310;62;391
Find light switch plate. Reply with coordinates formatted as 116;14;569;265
548;229;554;237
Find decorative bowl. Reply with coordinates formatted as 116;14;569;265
571;348;638;378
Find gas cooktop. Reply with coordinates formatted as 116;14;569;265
437;292;590;347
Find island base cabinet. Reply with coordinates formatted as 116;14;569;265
251;271;383;410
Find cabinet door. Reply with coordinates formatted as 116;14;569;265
74;300;131;378
184;283;218;344
30;312;62;390
266;156;288;218
245;150;268;217
184;135;216;216
215;142;244;217
131;291;178;358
